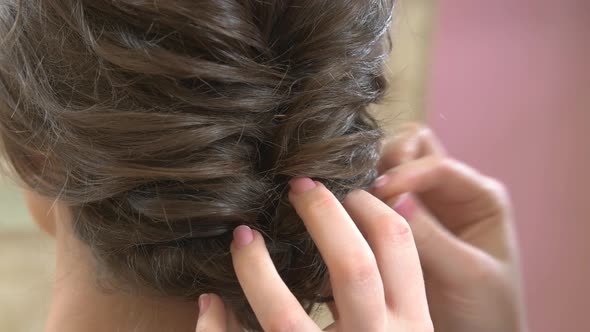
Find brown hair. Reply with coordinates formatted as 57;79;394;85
0;0;393;329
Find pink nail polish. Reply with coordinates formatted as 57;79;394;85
394;195;418;220
393;193;410;209
371;174;390;189
289;177;317;194
233;225;254;247
198;294;210;318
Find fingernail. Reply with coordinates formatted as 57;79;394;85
371;174;390;189
233;225;254;248
392;193;410;209
394;195;418;220
198;294;211;318
289;177;317;194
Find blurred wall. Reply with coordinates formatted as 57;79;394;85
374;0;435;130
427;1;590;331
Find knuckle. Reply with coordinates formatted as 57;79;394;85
373;212;413;244
416;126;441;146
334;251;380;286
482;177;512;208
464;254;503;285
481;177;506;195
436;157;483;181
433;158;514;213
436;156;460;174
416;126;435;140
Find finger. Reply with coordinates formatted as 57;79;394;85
374;156;484;201
195;293;227;332
412;126;446;158
392;195;505;285
288;178;387;330
343;190;429;320
378;125;421;173
230;226;319;332
378;124;446;173
371;156;509;229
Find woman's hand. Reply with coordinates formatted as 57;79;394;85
370;123;527;332
195;177;434;331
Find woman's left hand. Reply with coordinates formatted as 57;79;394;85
195;177;433;331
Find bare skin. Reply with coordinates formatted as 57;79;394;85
24;193;244;332
371;124;527;332
30;201;203;332
198;124;527;331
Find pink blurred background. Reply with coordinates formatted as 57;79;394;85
427;1;590;331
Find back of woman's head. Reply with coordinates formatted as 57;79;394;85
0;0;393;329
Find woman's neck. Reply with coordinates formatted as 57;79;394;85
44;208;204;332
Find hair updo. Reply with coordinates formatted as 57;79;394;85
0;0;393;329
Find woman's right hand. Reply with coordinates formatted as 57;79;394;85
371;124;527;332
195;177;434;331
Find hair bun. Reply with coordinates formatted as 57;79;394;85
0;0;393;329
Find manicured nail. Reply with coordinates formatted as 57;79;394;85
392;193;410;209
198;294;211;318
289;177;317;194
394;195;418;220
233;225;254;248
371;174;390;189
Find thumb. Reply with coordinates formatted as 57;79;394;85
391;195;500;285
195;293;228;332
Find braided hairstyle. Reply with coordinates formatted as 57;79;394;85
0;0;393;329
